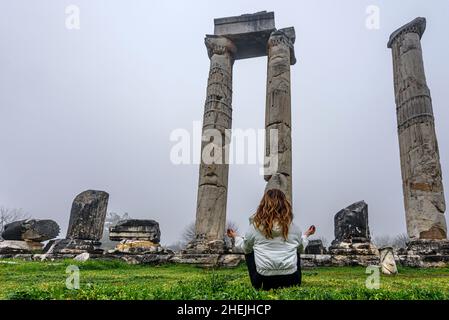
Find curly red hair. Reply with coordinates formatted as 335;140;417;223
253;189;293;240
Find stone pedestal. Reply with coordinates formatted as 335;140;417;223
183;236;228;255
109;219;161;242
108;219;171;255
388;17;447;240
329;201;379;265
171;253;245;268
44;239;103;255
0;240;43;254
398;240;449;267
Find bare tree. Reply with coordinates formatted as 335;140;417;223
373;233;409;249
181;222;196;244
392;233;409;249
373;235;393;248
0;207;30;236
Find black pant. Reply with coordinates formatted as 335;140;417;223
244;252;302;291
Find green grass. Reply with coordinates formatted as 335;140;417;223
0;259;448;300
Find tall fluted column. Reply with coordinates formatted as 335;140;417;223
193;36;236;251
265;28;296;202
388;17;447;240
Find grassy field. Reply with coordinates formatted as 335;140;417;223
0;259;448;300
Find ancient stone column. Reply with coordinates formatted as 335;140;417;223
388;17;447;240
193;36;236;250
265;28;296;202
66;190;109;241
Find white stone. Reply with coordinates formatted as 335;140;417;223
379;247;398;275
74;252;90;262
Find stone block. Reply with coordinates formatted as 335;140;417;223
66;190;109;241
109;219;161;243
2;219;60;242
213;11;275;60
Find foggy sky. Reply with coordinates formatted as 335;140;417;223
1;0;448;245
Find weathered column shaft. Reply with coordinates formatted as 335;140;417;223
265;29;296;202
195;36;236;243
66;190;109;241
388;18;447;240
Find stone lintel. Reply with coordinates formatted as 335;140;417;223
212;11;276;60
387;17;426;48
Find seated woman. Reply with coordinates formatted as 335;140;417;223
227;189;315;291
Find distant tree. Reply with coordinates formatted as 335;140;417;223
392;233;409;249
373;235;393;248
373;233;409;249
166;241;185;252
100;212;131;250
181;222;196;245
0;207;30;237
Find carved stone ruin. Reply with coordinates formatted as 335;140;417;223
379;247;398;275
329;201;379;266
109;219;165;254
388;17;449;267
0;219;60;255
46;190;109;255
188;11;296;256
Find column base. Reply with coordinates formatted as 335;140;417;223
328;240;380;266
398;239;449;267
183;237;229;255
44;239;104;255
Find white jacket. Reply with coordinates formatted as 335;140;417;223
235;222;309;276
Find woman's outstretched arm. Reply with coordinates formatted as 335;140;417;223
300;225;317;249
228;227;256;254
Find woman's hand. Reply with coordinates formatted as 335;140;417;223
304;225;316;237
227;229;237;239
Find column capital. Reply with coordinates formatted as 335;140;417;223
268;27;297;65
388;17;426;49
204;35;237;59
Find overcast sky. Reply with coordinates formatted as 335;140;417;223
1;0;448;245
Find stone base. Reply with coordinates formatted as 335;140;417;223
0;252;244;268
171;253;245;268
398;239;449;268
329;241;379;256
0;240;43;254
330;254;380;266
44;239;103;255
183;238;230;254
327;241;379;266
110;240;165;254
